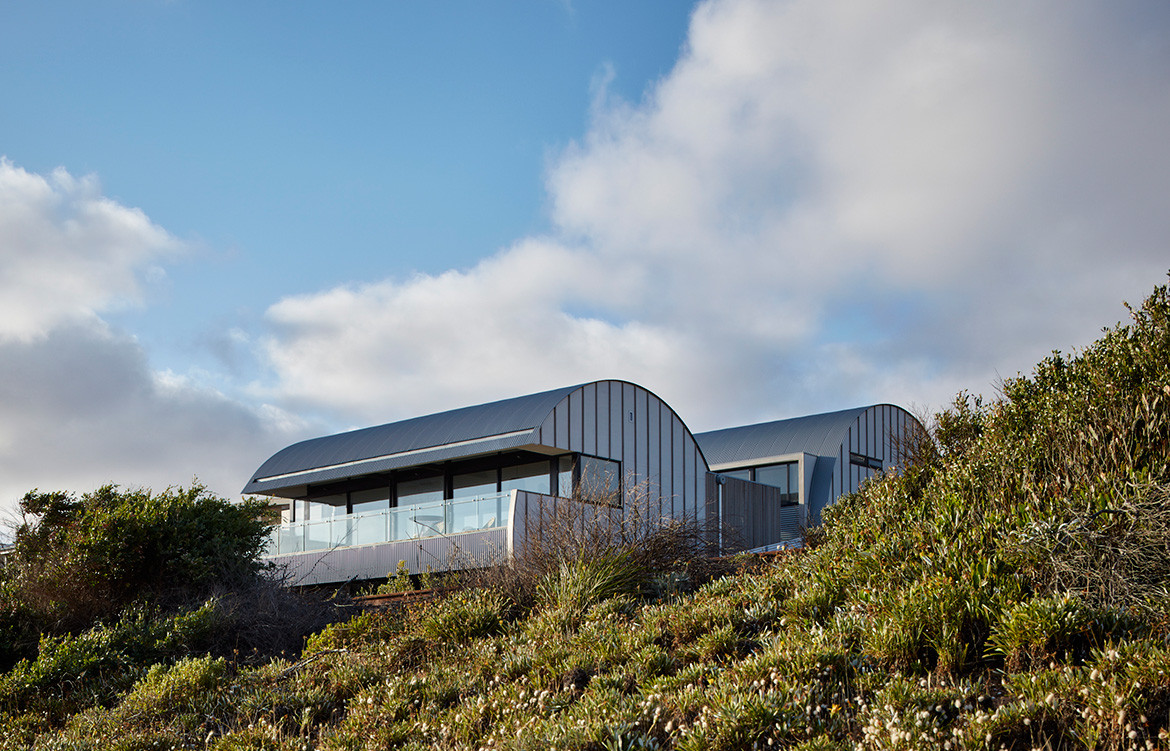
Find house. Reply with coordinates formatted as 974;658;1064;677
243;380;920;585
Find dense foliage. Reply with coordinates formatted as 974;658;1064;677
2;484;274;638
2;280;1170;750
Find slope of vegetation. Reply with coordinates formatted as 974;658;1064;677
3;280;1170;750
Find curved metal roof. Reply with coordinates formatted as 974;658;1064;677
695;406;873;467
243;384;582;495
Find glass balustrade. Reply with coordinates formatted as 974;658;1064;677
264;492;512;557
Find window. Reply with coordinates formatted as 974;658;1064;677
305;494;346;520
720;462;800;506
579;455;621;500
501;461;553;494
397;475;443;507
557;455;574;497
452;469;498;499
551;454;622;504
850;452;883;471
754;463;799;506
351;487;390;515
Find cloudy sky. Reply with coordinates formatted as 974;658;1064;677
2;0;1168;519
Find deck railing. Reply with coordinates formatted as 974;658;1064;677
265;492;512;556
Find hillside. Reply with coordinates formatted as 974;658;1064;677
2;280;1170;751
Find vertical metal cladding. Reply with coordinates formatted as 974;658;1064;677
534;380;709;523
696;403;923;528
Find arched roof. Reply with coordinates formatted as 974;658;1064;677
243;384;582;495
695;406;875;467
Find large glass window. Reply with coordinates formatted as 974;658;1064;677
452;469;498;499
752;462;799;506
501;461;552;495
351;488;390;546
557;455;574;497
397;475;443;507
305;494;347;520
351;487;390;514
579;455;621;500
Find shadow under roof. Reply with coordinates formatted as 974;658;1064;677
243;384;582;496
694;406;871;467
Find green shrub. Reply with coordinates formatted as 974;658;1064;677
987;593;1140;671
0;599;222;719
418;587;507;642
536;551;645;626
304;609;403;653
376;560;415;594
6;483;275;633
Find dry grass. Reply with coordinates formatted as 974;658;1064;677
457;477;725;611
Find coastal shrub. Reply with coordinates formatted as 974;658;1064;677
536;550;645;624
986;593;1138;671
304;609;404;653
5;483;275;633
418;587;507;642
0;599;221;720
463;480;721;615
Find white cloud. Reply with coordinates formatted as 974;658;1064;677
257;0;1170;431
0;159;181;342
0;160;311;519
0;322;310;518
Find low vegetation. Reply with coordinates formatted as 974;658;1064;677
2;279;1170;750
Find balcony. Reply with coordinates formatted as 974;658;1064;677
265;492;512;557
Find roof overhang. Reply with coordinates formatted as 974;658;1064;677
243;432;556;497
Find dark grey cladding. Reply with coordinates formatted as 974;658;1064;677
695;406;871;466
243;384;581;495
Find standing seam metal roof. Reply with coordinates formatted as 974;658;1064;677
243;384;582;494
694;406;872;466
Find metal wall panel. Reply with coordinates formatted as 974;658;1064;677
583;383;597;456
716;475;802;551
554;399;569;448
672;419;685;518
568;388;582;453
622;382;637;480
647;397;660;512
608;382;622;459
526;381;709;522
636;389;650;485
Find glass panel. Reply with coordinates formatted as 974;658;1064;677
264;491;514;557
273;525;303;554
753;462;799;506
557;455;575;497
352;511;387;546
351;486;390;515
303;519;331;550
753;464;788;492
452;469;498;499
720;469;751;481
397;475;443;506
449;493;507;533
403;501;446;538
307;494;347;520
501;461;552;495
579;455;621;500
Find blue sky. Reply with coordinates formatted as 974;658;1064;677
2;0;1169;517
2;1;691;380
